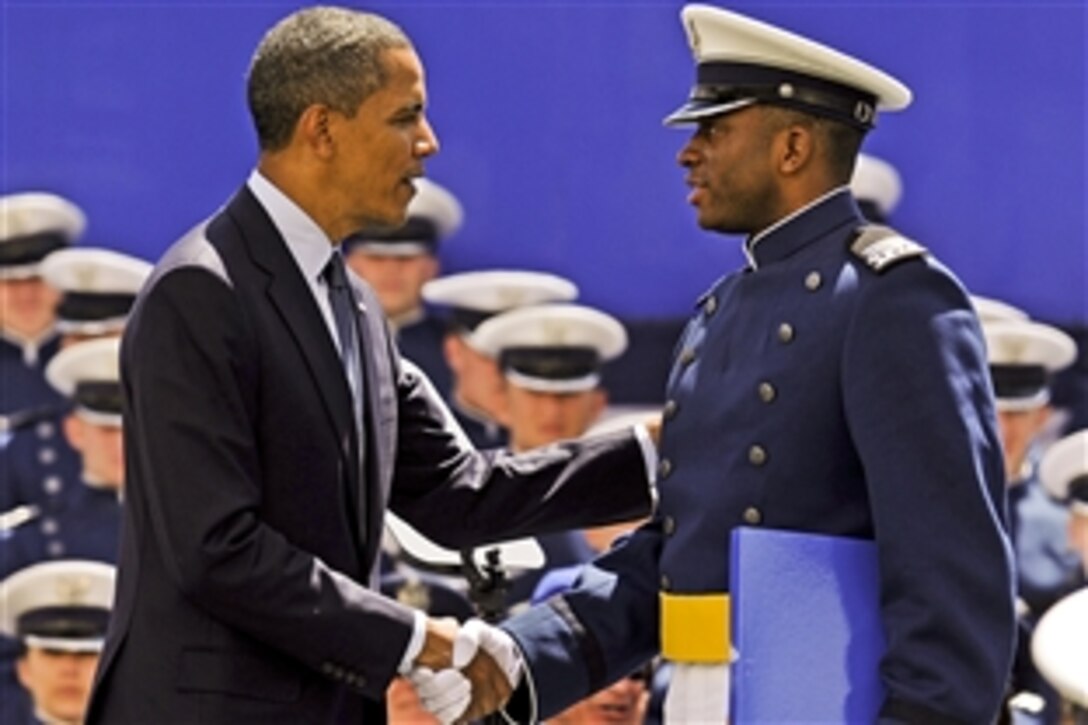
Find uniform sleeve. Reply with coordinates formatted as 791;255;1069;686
841;258;1016;723
501;520;664;720
123;268;415;698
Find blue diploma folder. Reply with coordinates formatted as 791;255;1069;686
729;527;886;723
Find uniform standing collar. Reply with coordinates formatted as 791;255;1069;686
744;186;857;270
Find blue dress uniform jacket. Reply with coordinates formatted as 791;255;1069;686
85;186;652;724
0;334;62;415
398;312;453;399
0;414;81;513
504;190;1016;724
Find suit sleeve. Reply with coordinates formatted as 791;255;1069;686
841;259;1017;723
388;358;655;548
123;268;414;698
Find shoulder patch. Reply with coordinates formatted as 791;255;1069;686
850;225;927;274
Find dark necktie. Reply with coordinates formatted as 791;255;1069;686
323;252;366;461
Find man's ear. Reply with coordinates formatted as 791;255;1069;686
296;104;335;159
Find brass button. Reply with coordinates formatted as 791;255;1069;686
778;323;795;343
758;382;776;403
704;295;718;317
743;507;763;525
748;445;767;466
663;399;679;420
805;271;822;291
678;348;697;366
663;516;676;536
658;458;673;480
660;574;671;591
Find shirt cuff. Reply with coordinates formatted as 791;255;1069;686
633;424;660;511
397;609;427;674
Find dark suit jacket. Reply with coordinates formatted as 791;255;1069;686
86;187;651;723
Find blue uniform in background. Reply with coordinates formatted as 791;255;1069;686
503;189;1016;724
397;312;452;400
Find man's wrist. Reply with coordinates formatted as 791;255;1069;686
397;609;427;674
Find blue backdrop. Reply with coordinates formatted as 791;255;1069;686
2;0;1085;325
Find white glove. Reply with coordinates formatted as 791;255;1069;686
407;667;471;725
663;662;731;723
452;618;523;690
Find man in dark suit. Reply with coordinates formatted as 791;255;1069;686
85;7;655;723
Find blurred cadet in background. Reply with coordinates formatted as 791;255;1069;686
471;302;634;609
343;178;463;397
1;337;125;577
983;316;1082;725
983;317;1082;612
0;559;115;725
849;152;902;224
0;193;83;418
1039;430;1088;578
421;270;577;447
1;249;148;515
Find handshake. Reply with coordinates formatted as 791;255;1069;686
406;617;524;724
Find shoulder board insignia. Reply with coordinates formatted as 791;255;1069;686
850;225;927;274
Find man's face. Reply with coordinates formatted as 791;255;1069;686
16;648;99;723
677;106;784;235
327;47;438;236
64;416;125;489
505;385;605;451
345;251;438;319
0;276;60;338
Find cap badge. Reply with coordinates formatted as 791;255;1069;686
55;574;92;605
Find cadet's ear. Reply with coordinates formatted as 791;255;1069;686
778;123;815;176
63;414;86;453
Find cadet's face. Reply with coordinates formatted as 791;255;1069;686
996;407;1050;481
506;385;605;451
677;106;784;235
444;335;509;423
328;47;438;237
16;648;99;723
0;277;60;338
551;670;648;725
65;417;125;489
345;251;438;319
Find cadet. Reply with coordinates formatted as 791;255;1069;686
0;559;115;725
1;337;124;579
471;302;635;607
420;269;577;447
428;5;1015;724
983;317;1082;612
1039;429;1088;577
0;193;83;418
1;249;148;514
343;178;463;397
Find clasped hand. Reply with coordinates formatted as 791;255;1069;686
409;618;522;724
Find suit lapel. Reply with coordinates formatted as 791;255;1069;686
224;189;359;488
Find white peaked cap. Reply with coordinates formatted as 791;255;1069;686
665;4;911;128
851;153;903;218
1038;429;1088;502
1031;588;1088;706
0;560;116;653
